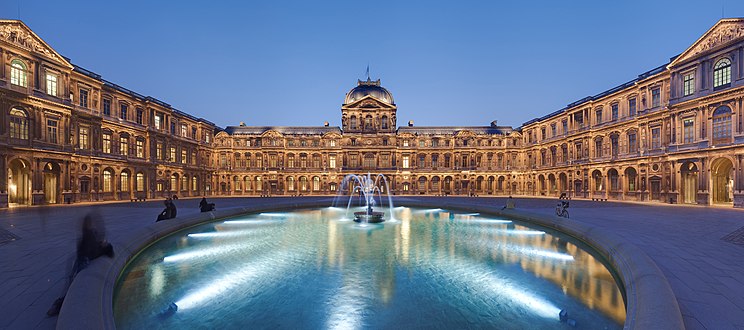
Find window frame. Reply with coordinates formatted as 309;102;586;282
713;58;732;90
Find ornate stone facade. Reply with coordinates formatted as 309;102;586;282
1;19;743;208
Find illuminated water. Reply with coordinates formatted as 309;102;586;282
114;207;625;329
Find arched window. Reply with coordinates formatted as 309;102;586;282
299;176;308;191
121;171;130;192
192;176;199;191
182;175;189;191
103;169;114;193
712;106;732;145
364;115;373;129
713;58;731;89
136;173;145;192
287;177;295;191
312;176;320;191
10;59;28;87
9;108;29;140
170;174;178;191
381;115;389;129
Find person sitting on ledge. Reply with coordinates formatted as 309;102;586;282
157;198;176;221
199;197;216;212
501;196;515;210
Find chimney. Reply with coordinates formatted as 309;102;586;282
324;121;329;127
490;120;498;127
239;121;246;127
408;120;414;127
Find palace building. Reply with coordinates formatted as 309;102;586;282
0;19;742;208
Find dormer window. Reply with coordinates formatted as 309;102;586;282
713;58;731;90
10;59;28;87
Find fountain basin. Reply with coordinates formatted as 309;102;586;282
353;211;385;223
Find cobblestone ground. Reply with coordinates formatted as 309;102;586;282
0;196;742;329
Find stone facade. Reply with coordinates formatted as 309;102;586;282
1;19;743;208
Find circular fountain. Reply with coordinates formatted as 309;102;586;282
335;173;393;223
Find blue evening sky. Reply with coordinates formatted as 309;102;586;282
2;1;743;129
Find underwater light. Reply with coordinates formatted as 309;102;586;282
456;218;512;224
221;219;280;225
187;230;258;239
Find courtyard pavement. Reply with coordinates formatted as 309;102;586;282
0;196;743;329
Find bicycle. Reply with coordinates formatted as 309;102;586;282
556;200;569;218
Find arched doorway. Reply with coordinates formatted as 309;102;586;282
559;173;568;194
711;157;734;204
43;162;61;204
8;158;31;205
680;161;698;204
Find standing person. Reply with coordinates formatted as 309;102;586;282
47;212;114;316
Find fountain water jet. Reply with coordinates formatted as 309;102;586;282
333;173;394;223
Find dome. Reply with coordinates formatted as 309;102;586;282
344;78;394;105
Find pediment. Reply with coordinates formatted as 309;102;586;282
670;18;744;67
344;95;390;109
0;20;73;69
261;130;284;138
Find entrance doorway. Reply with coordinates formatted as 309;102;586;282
43;162;61;204
711;157;734;204
680;162;698;204
650;177;661;201
8;158;31;205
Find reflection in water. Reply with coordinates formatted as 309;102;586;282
114;208;625;329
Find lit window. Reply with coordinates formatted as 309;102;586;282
181;124;187;137
9;108;29;140
683;73;695;96
683;119;694;144
713;58;731;89
313;177;320;191
154;113;162;129
136;173;145;191
79;127;90;149
102;133;112;153
121;172;129;192
402;155;410;168
712;106;732;145
10;59;27;87
103;170;113;193
156;142;163;160
46;73;58;97
181;150;187;164
170;147;176;162
329;155;336;168
136;139;144;158
120;136;128;155
403;139;409;147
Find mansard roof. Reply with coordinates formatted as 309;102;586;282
224;126;342;136
397;126;514;136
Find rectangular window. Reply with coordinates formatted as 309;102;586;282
120;137;128;155
611;103;618;121
181;150;187;164
46;73;57;97
651;127;661;149
628;98;637;117
120;104;128;120
403;140;409;147
170;122;176;135
419;140;425;148
181;124;187;137
156;142;163;160
562;120;568;134
79;127;89;149
79;89;89;108
402;156;410;168
170;147;176;162
683;73;695;96
136;140;144;158
136;109;143;124
574;142;583;160
595;110;602;125
683;119;694;144
154;113;162;129
47;119;58;144
329;155;336;169
192;127;197;139
595;139;603;158
628;132;638;153
102;133;111;153
103;99;111;116
651;88;660;108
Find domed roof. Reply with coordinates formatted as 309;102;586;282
344;78;394;105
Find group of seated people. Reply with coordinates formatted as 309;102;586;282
156;197;216;222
